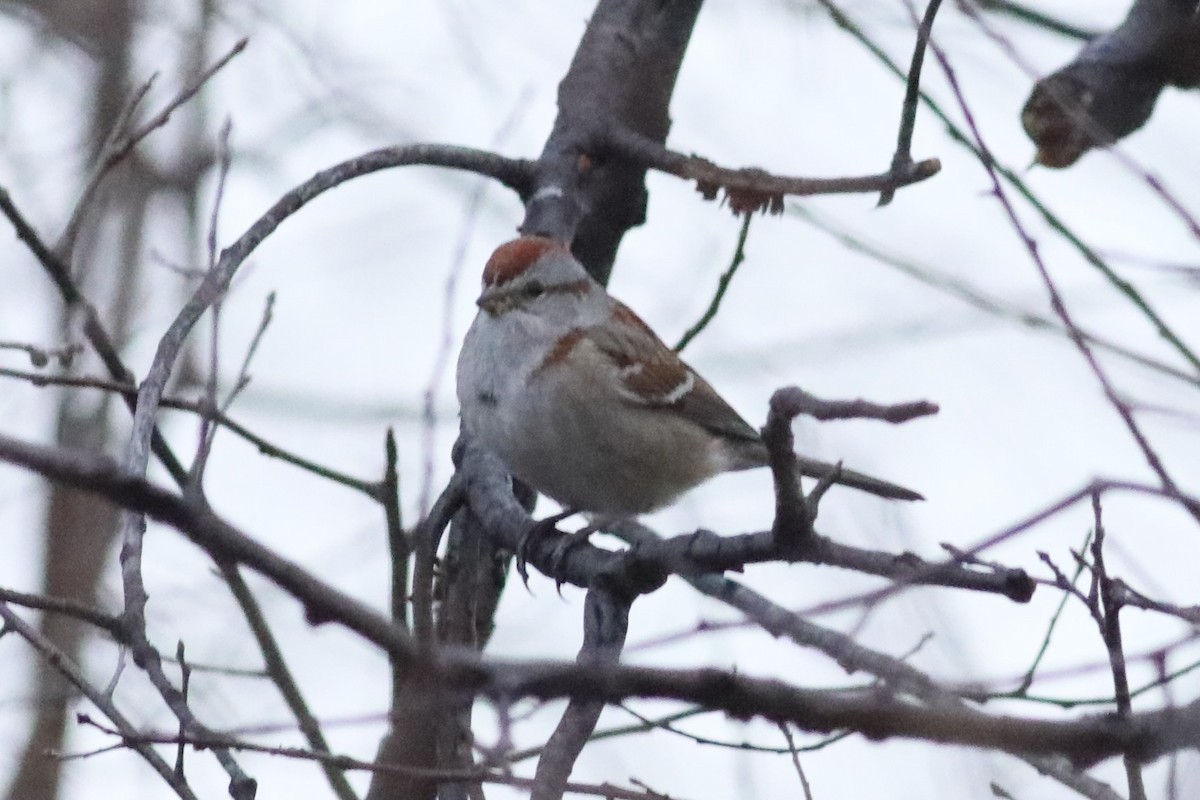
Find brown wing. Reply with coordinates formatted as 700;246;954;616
584;303;761;445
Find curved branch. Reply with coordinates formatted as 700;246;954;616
1;142;532;491
222;145;533;273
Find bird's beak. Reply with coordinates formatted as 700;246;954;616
476;287;504;316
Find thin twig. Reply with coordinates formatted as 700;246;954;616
0;604;200;800
221;562;359;800
879;0;943;206
1091;494;1148;800
789;204;1200;389
0;586;123;637
190;118;235;492
606;705;835;755
383;428;408;705
0;340;81;368
810;0;1200;375
0;187;189;484
223;291;275;414
57;39;249;257
503;708;711;763
923;31;1200;527
976;651;1200;709
674;213;752;352
778;724;816;800
974;0;1098;41
174;642;190;780
1006;529;1093;695
0;366;378;496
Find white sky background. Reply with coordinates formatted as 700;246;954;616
0;0;1198;797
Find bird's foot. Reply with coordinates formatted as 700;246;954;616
515;508;576;590
548;516;615;594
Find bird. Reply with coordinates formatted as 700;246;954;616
455;234;920;523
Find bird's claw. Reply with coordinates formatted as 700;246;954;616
515;509;575;591
549;522;602;595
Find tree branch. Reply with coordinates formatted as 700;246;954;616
597;124;940;216
0;603;200;800
1021;0;1200;167
0;433;1191;773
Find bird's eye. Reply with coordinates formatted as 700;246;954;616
523;281;546;299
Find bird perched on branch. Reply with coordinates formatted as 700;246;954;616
455;235;919;518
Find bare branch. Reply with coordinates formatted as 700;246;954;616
221;564;358;800
1091;498;1148;800
0;604;200;800
809;0;1200;375
457;437;1030;600
413;474;465;648
57;38;249;256
531;588;629;800
770;386;939;425
763;389;815;550
1020;0;1200;168
879;0;944;206
597;124;940;216
925;33;1200;528
0;433;1194;772
611;520;1123;800
0;339;81;368
0;586;122;638
0;431;415;663
674;213;752;353
0;364;379;497
190;118;236;490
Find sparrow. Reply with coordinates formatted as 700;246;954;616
455;235;920;520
